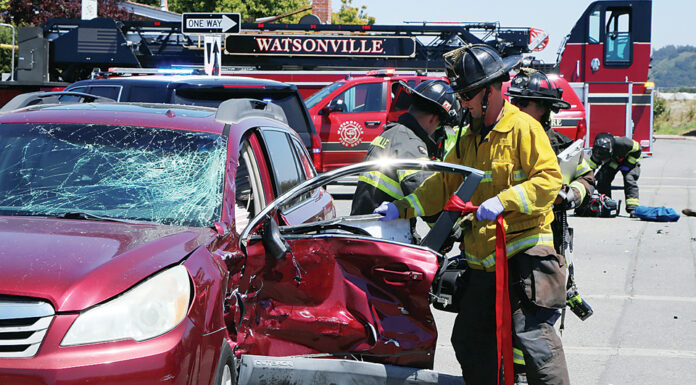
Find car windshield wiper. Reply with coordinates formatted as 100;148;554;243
57;212;150;224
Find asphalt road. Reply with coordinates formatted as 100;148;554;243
327;136;696;384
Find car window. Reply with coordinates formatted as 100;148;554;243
262;129;302;195
235;139;265;233
291;137;315;179
86;86;122;101
172;88;314;149
390;82;414;112
127;85;168;103
331;83;384;113
59;86;89;102
305;81;344;109
0;123;226;227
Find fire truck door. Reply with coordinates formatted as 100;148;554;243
320;82;387;169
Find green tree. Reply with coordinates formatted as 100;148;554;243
332;0;374;25
168;0;312;23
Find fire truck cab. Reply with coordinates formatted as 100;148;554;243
557;0;653;154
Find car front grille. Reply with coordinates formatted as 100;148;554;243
0;297;54;358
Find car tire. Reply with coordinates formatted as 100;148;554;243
213;340;237;385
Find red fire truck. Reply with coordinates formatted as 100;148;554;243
0;0;653;159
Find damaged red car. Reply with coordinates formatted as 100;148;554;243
0;100;482;384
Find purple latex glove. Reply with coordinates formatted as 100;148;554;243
374;201;399;221
618;165;631;172
476;196;504;221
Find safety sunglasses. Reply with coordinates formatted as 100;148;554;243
458;87;483;101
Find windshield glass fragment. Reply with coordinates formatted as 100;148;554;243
0;123;226;227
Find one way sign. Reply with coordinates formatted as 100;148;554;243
182;13;240;34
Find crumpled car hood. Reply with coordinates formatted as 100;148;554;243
0;216;213;312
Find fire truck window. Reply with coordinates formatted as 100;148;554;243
604;8;632;64
588;9;601;44
332;83;384;113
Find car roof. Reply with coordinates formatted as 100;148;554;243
0;103;295;147
69;75;298;90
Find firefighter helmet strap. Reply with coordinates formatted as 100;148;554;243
481;86;491;123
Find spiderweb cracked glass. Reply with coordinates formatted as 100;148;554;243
0;123;227;227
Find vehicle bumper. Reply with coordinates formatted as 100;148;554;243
0;314;226;385
237;354;440;385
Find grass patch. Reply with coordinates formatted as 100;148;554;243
653;98;696;135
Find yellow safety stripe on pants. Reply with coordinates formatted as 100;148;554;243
358;172;404;200
513;185;532;215
575;159;592;177
370;136;389;149
480;171;492;183
405;193;425;216
513;169;527;182
465;233;555;269
569;180;587;202
627;155;639;165
513;348;525;365
626;198;640;205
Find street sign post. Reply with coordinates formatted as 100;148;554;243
204;35;222;76
182;13;240;34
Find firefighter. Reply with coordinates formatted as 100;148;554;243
375;44;570;384
506;68;595;245
589;133;641;215
350;79;459;240
506;68;595;377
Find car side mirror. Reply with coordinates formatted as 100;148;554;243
262;215;290;260
322;99;346;114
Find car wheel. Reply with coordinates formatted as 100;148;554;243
213;340;237;385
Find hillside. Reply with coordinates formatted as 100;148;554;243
650;45;696;90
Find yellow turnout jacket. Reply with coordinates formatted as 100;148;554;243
393;101;562;271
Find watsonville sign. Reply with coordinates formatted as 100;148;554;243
224;35;417;58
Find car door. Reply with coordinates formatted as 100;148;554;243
236;233;440;369
317;81;387;169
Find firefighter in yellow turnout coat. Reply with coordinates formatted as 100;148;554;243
393;101;560;270
376;44;570;384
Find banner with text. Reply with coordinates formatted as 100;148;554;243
224;35;417;58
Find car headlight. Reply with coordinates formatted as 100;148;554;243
61;265;191;346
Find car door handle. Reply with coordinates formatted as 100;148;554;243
373;267;424;282
365;120;381;127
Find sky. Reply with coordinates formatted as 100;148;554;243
333;0;691;63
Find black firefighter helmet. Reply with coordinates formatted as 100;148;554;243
443;44;521;93
592;132;615;163
402;79;460;125
506;68;571;113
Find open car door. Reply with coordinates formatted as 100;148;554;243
236;160;483;370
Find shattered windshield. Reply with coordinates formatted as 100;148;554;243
0;123;226;227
